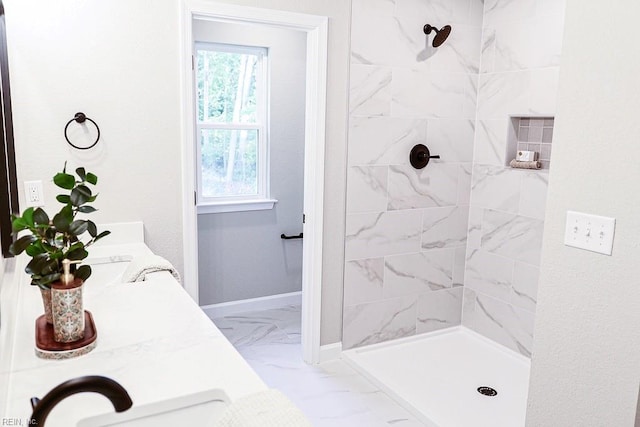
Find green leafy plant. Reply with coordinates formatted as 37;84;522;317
9;164;110;288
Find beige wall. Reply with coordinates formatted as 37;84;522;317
527;0;640;425
4;0;350;345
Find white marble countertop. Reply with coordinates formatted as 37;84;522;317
1;232;266;426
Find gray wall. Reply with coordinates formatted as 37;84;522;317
195;21;306;305
526;0;640;425
187;0;351;346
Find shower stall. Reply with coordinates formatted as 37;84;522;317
342;0;566;425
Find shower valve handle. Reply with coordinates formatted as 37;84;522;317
410;144;440;169
418;152;440;160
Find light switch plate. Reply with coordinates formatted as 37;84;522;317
564;211;615;255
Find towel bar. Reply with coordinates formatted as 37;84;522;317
281;233;303;240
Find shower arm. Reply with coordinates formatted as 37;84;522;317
423;24;437;35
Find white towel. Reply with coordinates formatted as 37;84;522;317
509;159;542;169
121;254;181;283
214;389;312;427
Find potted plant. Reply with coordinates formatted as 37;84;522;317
9;164;110;325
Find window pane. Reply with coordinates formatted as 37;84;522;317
196;49;259;124
200;128;258;198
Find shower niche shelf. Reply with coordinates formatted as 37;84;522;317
506;116;555;170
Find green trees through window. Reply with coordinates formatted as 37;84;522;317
197;50;257;123
195;44;266;199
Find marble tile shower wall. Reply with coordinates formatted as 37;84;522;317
462;0;566;357
342;0;483;350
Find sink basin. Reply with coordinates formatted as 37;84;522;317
85;256;133;285
77;389;229;427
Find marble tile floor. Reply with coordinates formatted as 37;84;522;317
209;305;426;427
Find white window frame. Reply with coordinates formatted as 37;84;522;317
194;42;275;214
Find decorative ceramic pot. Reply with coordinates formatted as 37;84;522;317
40;287;53;324
51;278;85;343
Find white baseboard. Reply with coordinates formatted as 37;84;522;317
200;291;302;318
318;342;342;363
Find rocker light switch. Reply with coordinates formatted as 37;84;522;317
564;211;615;255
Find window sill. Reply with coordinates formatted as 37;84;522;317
197;199;278;214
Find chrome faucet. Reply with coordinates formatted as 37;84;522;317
30;375;133;426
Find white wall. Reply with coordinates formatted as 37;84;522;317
0;255;16;418
0;254;7;418
0;254;5;328
3;0;350;345
194;20;306;305
527;0;640;425
5;0;184;274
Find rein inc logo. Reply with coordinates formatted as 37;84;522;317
2;419;36;426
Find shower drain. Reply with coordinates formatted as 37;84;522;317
477;386;498;397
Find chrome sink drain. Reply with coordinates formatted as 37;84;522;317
477;386;498;397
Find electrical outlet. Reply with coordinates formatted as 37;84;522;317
564;211;615;255
24;180;44;208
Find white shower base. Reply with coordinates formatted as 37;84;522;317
342;326;531;427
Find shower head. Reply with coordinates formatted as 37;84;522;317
423;24;452;48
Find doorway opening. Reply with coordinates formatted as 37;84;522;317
182;1;327;363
